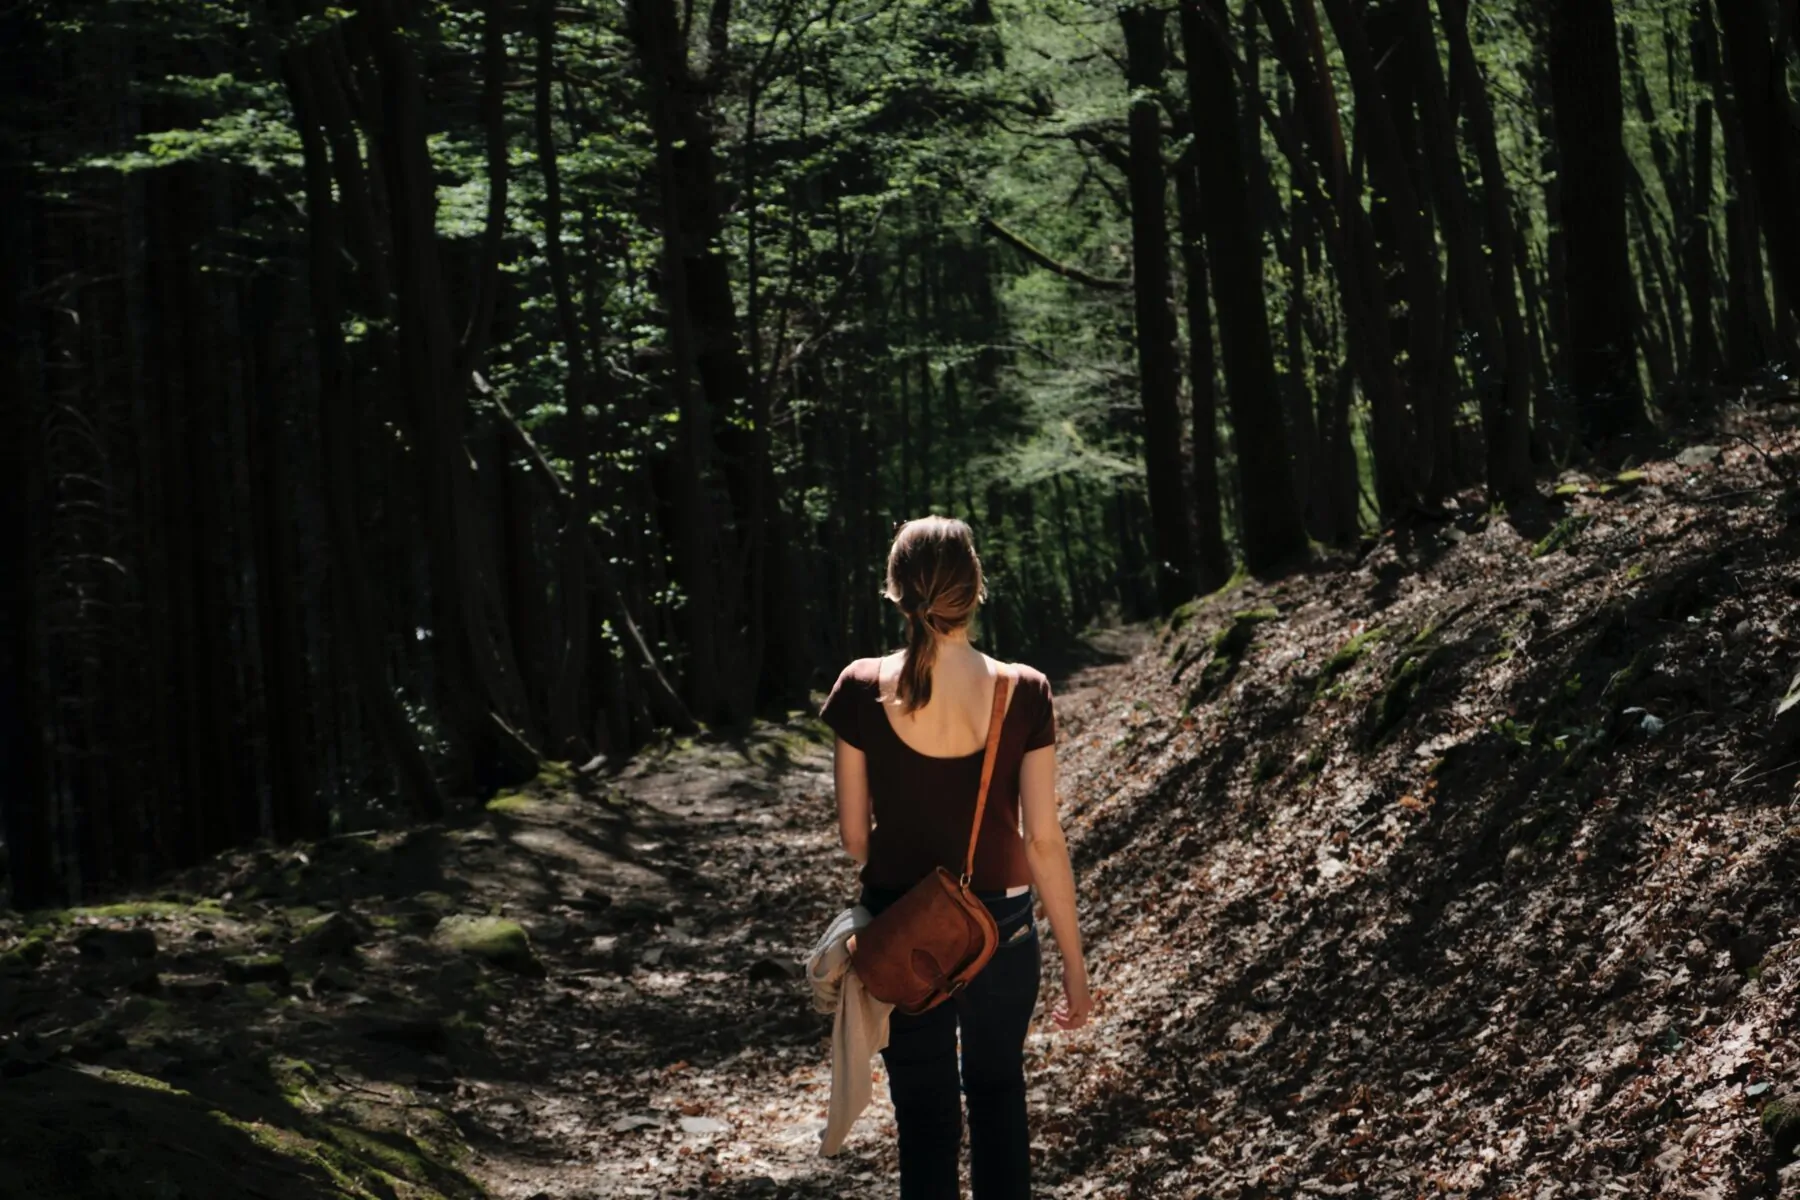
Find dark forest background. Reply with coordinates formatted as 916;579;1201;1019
2;0;1797;908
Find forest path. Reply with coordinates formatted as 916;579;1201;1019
8;423;1797;1200
466;629;1148;1199
0;632;1141;1200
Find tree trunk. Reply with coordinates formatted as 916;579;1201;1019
629;0;747;724
354;2;541;784
1683;1;1722;381
1543;0;1645;445
1320;0;1451;496
1174;158;1232;592
1436;0;1534;499
1256;0;1415;515
1714;0;1800;323
1183;0;1306;572
0;6;52;904
1627;162;1681;389
283;34;446;819
535;0;595;762
1622;21;1691;378
1717;64;1777;376
1120;5;1197;610
247;270;319;841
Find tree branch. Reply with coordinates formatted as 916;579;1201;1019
979;216;1132;291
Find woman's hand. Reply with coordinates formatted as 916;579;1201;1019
1049;960;1093;1031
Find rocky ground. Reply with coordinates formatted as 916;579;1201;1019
4;404;1800;1200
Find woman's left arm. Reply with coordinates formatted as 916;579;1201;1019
834;738;872;865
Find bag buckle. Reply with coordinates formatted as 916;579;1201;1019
958;871;971;890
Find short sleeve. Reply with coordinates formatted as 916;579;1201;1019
819;663;867;750
1023;672;1057;751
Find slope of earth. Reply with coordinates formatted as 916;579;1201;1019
1042;421;1800;1198
4;417;1796;1200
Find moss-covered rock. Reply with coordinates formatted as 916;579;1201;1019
435;916;544;978
224;954;292;989
0;937;48;974
1761;1096;1800;1163
294;911;364;958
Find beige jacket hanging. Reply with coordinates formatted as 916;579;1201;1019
805;905;894;1156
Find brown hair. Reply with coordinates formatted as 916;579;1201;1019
886;516;986;714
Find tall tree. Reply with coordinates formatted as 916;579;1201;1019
0;0;50;905
1182;0;1306;571
1120;4;1197;610
1713;0;1800;319
281;21;447;819
1541;0;1644;444
1682;0;1722;382
534;0;596;761
1257;0;1416;515
1436;0;1534;498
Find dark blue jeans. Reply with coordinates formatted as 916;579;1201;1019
861;885;1040;1200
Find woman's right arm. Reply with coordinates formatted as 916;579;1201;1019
1020;744;1092;1030
835;738;872;866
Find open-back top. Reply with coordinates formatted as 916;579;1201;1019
819;657;1057;891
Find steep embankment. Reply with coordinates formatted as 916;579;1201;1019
3;422;1795;1200
1041;428;1800;1197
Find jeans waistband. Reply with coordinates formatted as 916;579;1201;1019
859;884;1035;930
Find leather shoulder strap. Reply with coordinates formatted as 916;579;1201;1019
961;664;1014;887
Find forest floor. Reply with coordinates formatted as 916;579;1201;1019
5;403;1800;1200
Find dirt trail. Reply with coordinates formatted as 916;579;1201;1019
0;635;1144;1200
469;630;1147;1199
6;418;1798;1200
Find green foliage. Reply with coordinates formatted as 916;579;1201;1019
1188;608;1281;704
1532;515;1594;559
1315;626;1388;698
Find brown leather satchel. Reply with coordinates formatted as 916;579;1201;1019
851;666;1013;1015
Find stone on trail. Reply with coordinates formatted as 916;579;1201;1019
678;1116;727;1134
1764;1096;1800;1163
223;954;291;989
75;928;158;963
0;938;49;975
436;915;546;977
294;910;365;957
748;958;796;984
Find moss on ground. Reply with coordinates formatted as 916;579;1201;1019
1531;514;1594;558
1365;637;1450;747
435;915;543;977
0;1066;486;1200
1314;626;1388;698
1190;608;1282;704
30;900;194;926
484;793;536;815
0;936;48;972
533;760;577;787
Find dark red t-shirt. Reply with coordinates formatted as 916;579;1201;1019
819;657;1057;891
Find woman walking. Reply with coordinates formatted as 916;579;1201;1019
820;516;1092;1199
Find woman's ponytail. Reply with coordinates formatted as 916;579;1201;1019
898;603;939;712
886;517;985;714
